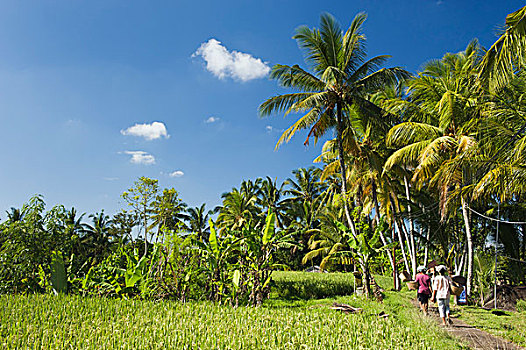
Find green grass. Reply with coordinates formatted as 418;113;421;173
0;293;464;349
0;272;466;349
455;306;526;347
271;270;356;299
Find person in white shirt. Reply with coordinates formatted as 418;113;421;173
431;265;452;326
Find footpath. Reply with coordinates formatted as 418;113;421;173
415;300;524;350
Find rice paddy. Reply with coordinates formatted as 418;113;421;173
0;272;465;349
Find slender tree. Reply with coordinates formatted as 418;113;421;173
260;12;409;238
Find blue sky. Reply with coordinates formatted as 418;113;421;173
0;0;523;217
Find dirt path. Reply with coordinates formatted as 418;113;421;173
414;301;524;350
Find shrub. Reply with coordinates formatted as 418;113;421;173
517;299;526;313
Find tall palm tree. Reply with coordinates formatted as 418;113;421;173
150;188;188;241
479;6;526;91
6;208;24;222
282;167;325;205
260;12;409;236
256;176;286;228
384;41;483;295
217;188;258;231
186;204;212;242
82;211;114;263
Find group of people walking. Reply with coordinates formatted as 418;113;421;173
415;265;453;326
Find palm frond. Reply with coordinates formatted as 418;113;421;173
479;6;526;91
386;122;442;148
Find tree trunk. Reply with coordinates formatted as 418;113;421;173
143;203;149;257
424;224;430;267
522;224;526;263
336;104;358;238
371;179;395;272
389;196;410;274
461;196;473;297
403;177;417;278
361;260;371;298
394;218;410;274
393;227;400;290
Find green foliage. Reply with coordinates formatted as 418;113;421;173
121;177;159;251
50;251;67;294
517;299;526;313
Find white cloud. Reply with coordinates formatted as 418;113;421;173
193;39;270;82
265;125;283;133
103;177;119;181
124;151;156;165
121;122;169;140
169;170;184;178
205;116;220;123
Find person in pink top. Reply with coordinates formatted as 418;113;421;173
415;266;432;315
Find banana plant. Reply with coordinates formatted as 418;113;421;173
50;251;67;294
239;210;294;305
194;219;243;302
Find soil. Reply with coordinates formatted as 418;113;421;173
483;286;526;311
411;300;525;350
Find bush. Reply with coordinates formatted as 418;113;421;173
517;299;526;313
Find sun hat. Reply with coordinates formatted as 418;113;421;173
436;265;447;273
417;266;427;273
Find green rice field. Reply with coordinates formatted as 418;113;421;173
0;272;465;349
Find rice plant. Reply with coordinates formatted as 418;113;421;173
0;293;464;349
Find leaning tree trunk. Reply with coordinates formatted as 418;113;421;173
390;196;410;274
392;226;400;290
336;104;358;238
423;225;430;267
461;196;473;297
371;179;396;273
403;177;417;279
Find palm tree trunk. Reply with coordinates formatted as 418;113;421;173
423;205;430;267
403;177;417;278
389;195;410;274
461;196;473;296
371;179;395;272
393;227;400;290
398;216;416;275
394;219;411;274
336;104;358;238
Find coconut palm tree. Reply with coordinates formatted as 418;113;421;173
384;40;483;295
282;167;325;205
256;176;286;228
479;6;526;91
217;188;258;231
150;188;188;241
82;211;114;263
259;12;409;236
186;204;212;242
